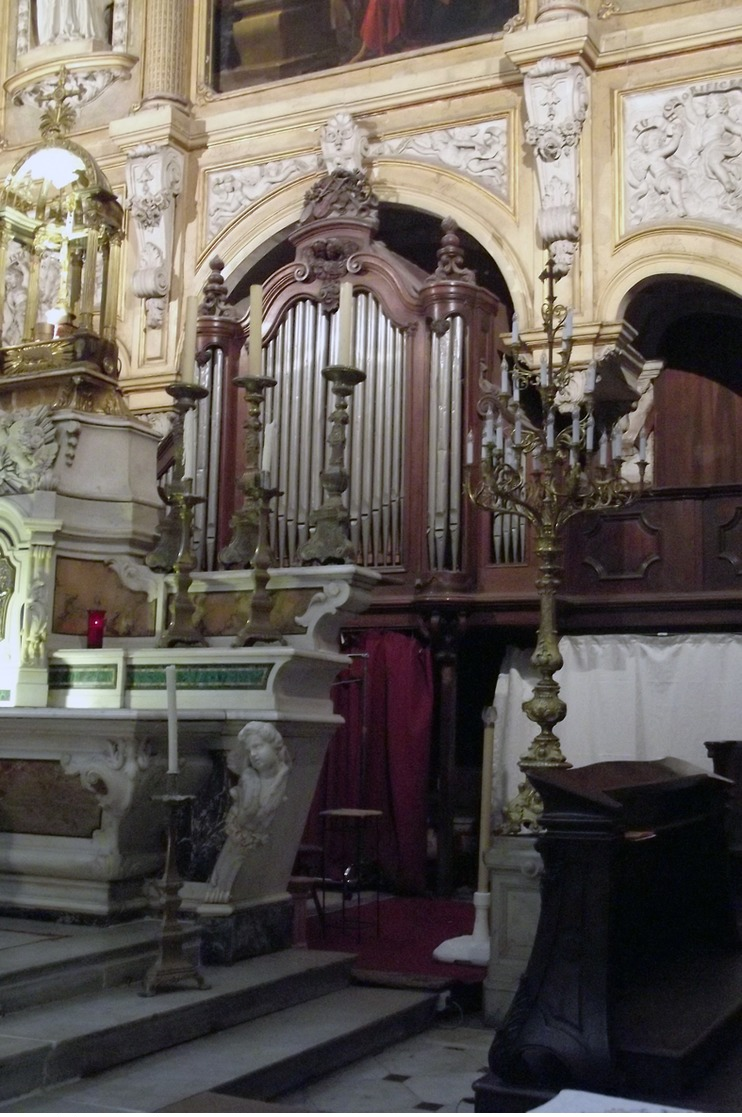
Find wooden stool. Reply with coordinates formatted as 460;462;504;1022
287;876;324;946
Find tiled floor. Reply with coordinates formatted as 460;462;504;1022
273;1012;493;1113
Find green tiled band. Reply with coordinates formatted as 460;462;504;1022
48;664;119;690
126;664;272;690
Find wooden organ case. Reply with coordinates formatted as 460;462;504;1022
194;167;508;598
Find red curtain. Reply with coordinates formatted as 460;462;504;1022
300;630;433;895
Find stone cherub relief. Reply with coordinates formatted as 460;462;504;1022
0;406;58;495
625;79;742;230
204;722;293;904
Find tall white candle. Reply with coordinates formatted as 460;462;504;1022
496;415;504;452
165;664;179;775
540;352;548;387
500;355;509;394
546;410;555;449
337;281;353;366
599;431;608;467
639;427;647;462
178;297;198;384
511;312;519;344
571;407;580;444
261;420;276;474
613;424;623;459
466;429;474;465
586;412;595;452
249;285;263;377
585;360;597;393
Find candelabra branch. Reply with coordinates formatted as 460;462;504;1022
467;255;648;833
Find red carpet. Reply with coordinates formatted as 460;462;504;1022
306;896;487;988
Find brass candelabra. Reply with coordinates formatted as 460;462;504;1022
466;257;647;833
299;363;366;565
233;476;286;646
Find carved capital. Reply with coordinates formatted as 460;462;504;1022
524;58;589;272
125;144;184;312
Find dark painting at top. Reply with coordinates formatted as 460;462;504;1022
212;1;520;93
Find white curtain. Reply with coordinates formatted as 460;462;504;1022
491;633;742;823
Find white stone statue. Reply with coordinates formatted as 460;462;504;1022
204;722;292;904
35;0;107;45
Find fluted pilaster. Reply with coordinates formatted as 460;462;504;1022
141;0;190;108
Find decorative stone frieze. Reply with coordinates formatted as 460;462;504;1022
206;112;510;245
125;144;185;328
523;56;589;274
624;79;742;233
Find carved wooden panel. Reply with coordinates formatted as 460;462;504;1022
704;495;742;588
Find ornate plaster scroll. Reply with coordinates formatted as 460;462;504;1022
523;57;589;275
62;737;151;820
624;79;742;232
107;556;161;602
125;144;184;329
0;406;59;495
379;120;509;201
204;722;292;904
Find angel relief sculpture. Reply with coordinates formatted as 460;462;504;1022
204;722;293;904
0;407;58;495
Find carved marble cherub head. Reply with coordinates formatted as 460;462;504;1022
231;721;291;780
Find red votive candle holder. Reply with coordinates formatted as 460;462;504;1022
87;609;106;648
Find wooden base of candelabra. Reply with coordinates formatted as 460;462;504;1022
142;780;210;997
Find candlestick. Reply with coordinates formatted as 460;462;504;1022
249;285;263;377
612;424;623;459
178;297;198;384
495;415;504;452
165;664;179;775
337;281;353;366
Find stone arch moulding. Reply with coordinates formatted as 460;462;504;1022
200;163;530;326
597;238;742;326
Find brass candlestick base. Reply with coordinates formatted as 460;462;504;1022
142;777;209;996
299;364;365;565
233;481;286;646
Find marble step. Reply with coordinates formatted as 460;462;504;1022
0;945;358;1107
4;983;438;1113
0;916;171;1014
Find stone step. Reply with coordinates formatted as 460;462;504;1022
4;983;438;1112
0;944;358;1107
0;916;168;1014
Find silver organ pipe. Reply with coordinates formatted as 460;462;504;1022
427;315;464;571
188;345;224;571
264;292;407;569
